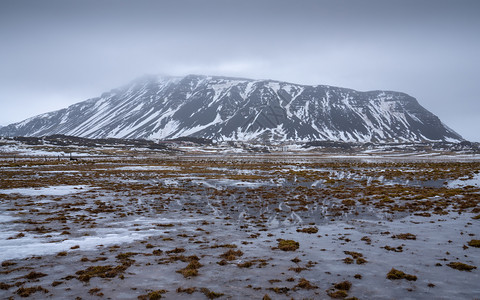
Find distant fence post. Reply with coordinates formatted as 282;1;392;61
69;153;78;161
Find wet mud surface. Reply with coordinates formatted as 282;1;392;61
1;155;480;299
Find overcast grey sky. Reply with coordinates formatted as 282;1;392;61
1;0;479;141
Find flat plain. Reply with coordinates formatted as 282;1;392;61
1;151;479;299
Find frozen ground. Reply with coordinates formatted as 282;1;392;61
0;185;94;196
0;154;479;299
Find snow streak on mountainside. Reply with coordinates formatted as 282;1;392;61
0;75;463;142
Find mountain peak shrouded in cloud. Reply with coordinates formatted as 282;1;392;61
0;75;463;143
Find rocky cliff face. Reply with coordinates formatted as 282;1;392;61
0;74;463;142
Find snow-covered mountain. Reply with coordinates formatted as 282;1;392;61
0;74;463;143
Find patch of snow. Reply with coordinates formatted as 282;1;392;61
0;216;206;260
0;214;19;223
448;173;480;188
0;185;94;196
115;166;180;171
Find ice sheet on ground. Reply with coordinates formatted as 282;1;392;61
42;170;81;173
115;166;180;171
192;179;265;188
0;144;90;156
0;217;205;260
0;231;155;260
0;214;19;223
0;185;94;196
448;173;480;188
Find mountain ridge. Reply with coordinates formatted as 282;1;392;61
0;74;463;143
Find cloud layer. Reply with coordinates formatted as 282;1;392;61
1;0;479;140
